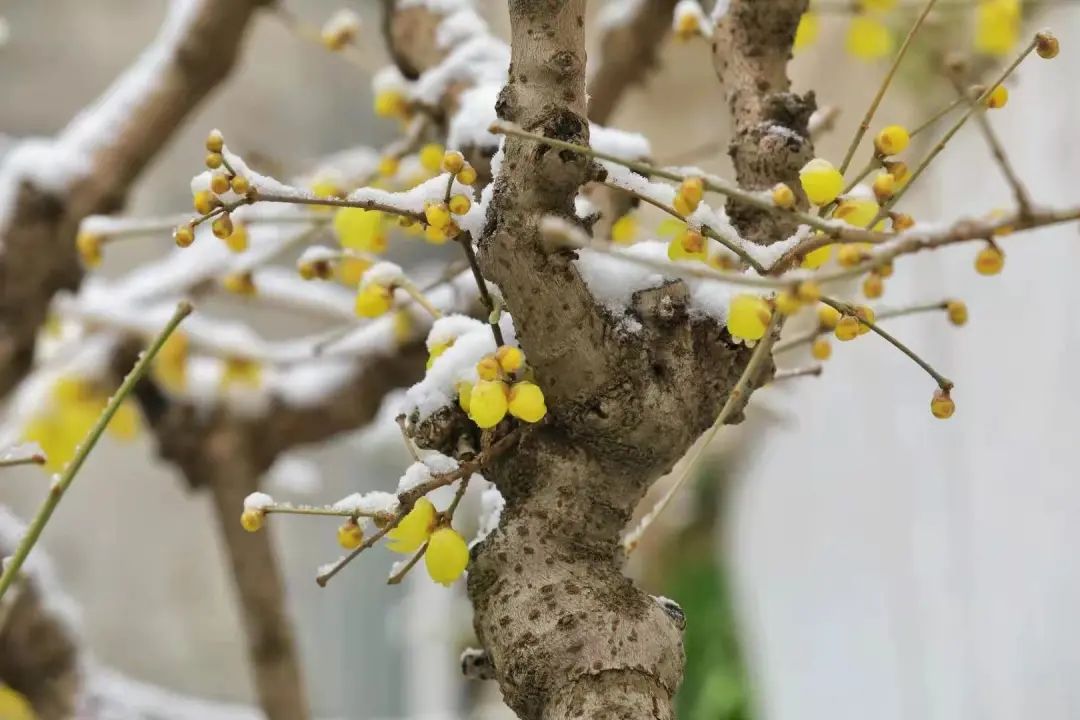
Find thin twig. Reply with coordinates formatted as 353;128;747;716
0;454;46;469
457;233;505;346
601;181;765;272
871;36;1039;226
316;428;523;586
821;296;953;390
909;96;965;138
386;542;428;585
948;75;1033;217
771;365;823;383
0;301;192;602
492;121;891;247
773;299;950;353
839;0;940;174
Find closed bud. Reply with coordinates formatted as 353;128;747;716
930;387;955;420
1036;31;1059;60
206;129;224;153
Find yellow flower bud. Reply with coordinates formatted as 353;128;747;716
425;526;469;586
174;224;195;248
206;129;224;153
835;314;860;341
862;272;884;299
974;245;1004;275
222;271;256;296
76;232;103;267
811;336;832;361
442;151;466;175
495;345;525;374
930;387;955;420
230;174;251;195
874;125;910;156
419;143;445;173
775;291;802;316
224;223;249;253
240;510;264;533
457;165;478;185
210;172;230;195
355;283;393;318
817;304;841;329
386;498;436;553
508;381;546;423
425;202;452;229
476;355;502;381
799;158;844;205
946;299;968;326
337;520;364;550
985;84;1009;109
449;194;471;215
469;380;509;429
1036;31;1060;59
727;294;772;341
211;214;234;240
772;182;796;209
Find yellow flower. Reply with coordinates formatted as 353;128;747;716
240;510;264;533
224;224;249;253
801;242;834;270
106;400;142;441
153;331;189;393
508;381;547;423
834;198;885;231
0;684;36;720
427;341;452;369
975;0;1020;56
335;256;374;287
794;11;819;52
386;498;437;553
355;283;394;318
374;89;410;119
469;380;509;429
846;15;893;60
334;208;388;254
667;230;707;262
419;143;445;173
611;214;637;245
76;232;104;267
337;521;364;550
221;357;262;389
799;159;844;205
425;526;469;586
874;125;910;156
21;377;141;471
727;294;772;341
495;345;525;374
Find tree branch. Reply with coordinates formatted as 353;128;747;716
588;0;680;124
712;0;814;244
0;0;268;399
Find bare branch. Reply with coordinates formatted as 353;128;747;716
0;0;268;398
588;0;680;124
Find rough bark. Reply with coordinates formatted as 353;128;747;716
458;2;774;718
587;0;680;125
0;0;268;399
712;0;815;244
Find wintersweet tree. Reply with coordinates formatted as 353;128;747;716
0;0;1069;718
